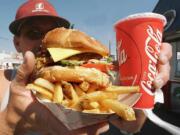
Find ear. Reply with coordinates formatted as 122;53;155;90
13;36;21;52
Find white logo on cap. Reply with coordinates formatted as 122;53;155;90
36;2;44;10
32;2;49;13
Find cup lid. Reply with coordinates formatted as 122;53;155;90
114;12;167;28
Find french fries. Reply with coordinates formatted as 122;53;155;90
34;78;54;92
101;99;136;121
26;77;140;121
80;99;99;110
26;84;53;100
73;84;86;96
53;83;63;104
61;81;79;104
104;85;139;94
61;98;71;107
81;91;118;101
79;81;90;92
89;101;100;109
36;93;52;101
83;108;101;113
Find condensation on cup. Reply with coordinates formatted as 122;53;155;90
114;12;167;109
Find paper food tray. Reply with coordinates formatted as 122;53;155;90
37;93;141;130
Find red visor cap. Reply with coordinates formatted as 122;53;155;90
9;0;70;35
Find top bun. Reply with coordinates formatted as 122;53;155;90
42;27;109;56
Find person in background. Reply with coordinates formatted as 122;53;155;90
0;0;172;135
0;0;109;135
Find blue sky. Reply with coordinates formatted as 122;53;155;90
0;0;158;54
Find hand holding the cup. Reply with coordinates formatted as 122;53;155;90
110;42;172;133
153;42;172;89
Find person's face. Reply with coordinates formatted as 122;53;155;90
14;17;60;55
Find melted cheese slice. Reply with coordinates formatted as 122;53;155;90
47;48;83;62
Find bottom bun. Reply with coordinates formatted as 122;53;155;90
38;66;110;87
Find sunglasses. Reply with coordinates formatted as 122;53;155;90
20;23;60;40
23;27;59;40
24;29;45;40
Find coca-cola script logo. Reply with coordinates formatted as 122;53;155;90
141;25;162;96
117;39;127;66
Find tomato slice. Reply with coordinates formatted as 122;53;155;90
81;63;114;73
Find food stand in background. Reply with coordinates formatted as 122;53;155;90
0;51;22;70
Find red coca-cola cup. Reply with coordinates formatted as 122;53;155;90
114;12;167;109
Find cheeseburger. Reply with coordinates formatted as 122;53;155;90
35;27;114;88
